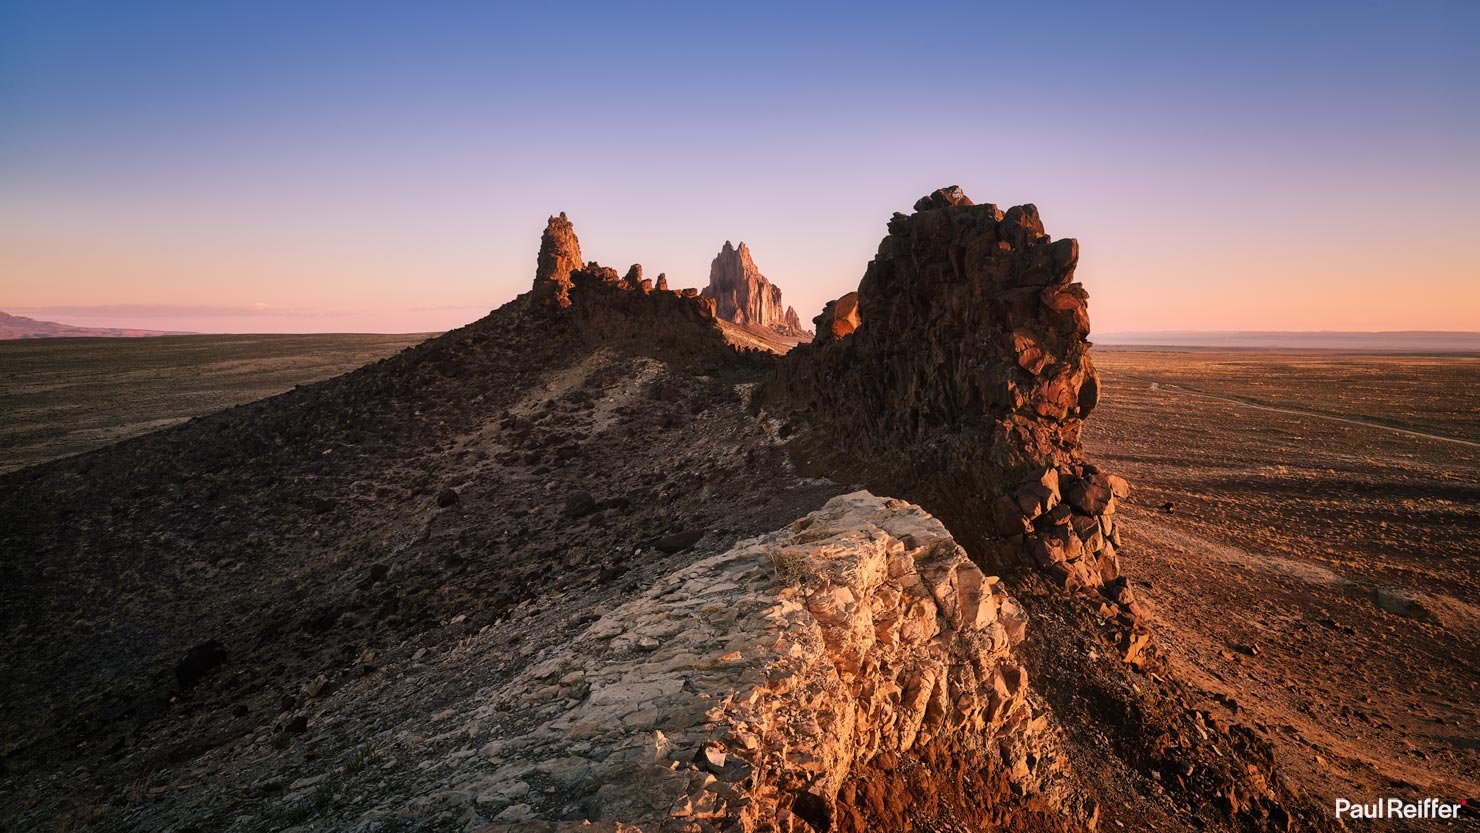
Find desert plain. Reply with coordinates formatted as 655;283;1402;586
1086;349;1480;818
0;334;431;475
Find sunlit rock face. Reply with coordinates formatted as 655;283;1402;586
532;212;585;308
466;492;1072;833
703;241;812;339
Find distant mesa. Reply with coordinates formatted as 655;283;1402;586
702;241;812;341
0;310;193;340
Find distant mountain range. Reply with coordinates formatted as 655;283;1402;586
1095;330;1480;353
0;311;194;339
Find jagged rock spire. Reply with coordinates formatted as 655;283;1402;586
702;241;811;338
533;212;584;307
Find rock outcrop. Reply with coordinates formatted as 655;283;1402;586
533;213;585;307
767;187;1108;578
810;292;859;346
528;215;764;371
765;186;1159;671
702;242;812;339
781;305;803;335
757;188;1329;833
456;492;1073;832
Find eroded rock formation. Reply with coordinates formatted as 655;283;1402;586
466;493;1074;832
533;212;585;307
811;291;859;346
703;242;812;339
769;188;1108;573
529;215;759;370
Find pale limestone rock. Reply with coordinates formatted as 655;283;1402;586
441;492;1064;832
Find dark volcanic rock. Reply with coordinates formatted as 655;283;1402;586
175;640;228;690
767;187;1120;591
563;490;598;518
651;528;705;553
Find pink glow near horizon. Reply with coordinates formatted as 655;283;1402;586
2;4;1476;335
6;175;1476;335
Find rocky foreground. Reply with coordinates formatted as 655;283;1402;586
0;189;1334;832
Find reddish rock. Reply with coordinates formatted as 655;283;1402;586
783;305;804;334
702;241;812;338
532;212;584;307
812;292;861;345
1013;468;1059;520
767;187;1112;577
1064;475;1115;515
1012;329;1049;374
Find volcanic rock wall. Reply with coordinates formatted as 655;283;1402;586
767;187;1124;596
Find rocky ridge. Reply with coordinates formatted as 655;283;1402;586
0;191;1333;833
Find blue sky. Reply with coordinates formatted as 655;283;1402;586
2;1;1476;333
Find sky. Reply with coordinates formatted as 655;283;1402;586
1;1;1477;334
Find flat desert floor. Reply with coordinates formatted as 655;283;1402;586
1088;350;1480;822
0;334;431;473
